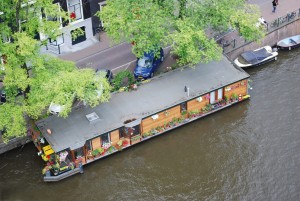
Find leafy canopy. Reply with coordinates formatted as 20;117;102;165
0;0;111;142
98;0;265;65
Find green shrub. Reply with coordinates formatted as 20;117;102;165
112;70;135;91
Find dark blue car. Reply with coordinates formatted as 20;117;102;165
134;48;164;80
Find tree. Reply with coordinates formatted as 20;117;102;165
0;0;111;142
97;0;172;58
98;0;265;65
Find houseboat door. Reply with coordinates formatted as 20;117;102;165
217;88;223;100
124;119;142;145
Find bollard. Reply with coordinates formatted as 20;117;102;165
79;162;84;174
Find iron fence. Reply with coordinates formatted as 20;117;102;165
268;9;300;31
221;8;300;54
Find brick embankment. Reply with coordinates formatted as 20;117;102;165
224;18;300;61
0;136;31;155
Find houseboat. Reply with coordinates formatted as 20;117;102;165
30;56;251;182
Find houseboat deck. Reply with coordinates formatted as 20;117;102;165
36;56;249;153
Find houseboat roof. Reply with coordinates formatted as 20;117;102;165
36;56;249;152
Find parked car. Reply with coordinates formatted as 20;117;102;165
134;48;164;80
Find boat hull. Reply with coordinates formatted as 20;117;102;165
240;57;277;68
234;46;278;68
277;35;300;50
277;43;300;50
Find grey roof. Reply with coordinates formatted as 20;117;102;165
36;56;249;152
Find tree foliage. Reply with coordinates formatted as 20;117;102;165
0;0;111;142
98;0;265;65
97;0;172;58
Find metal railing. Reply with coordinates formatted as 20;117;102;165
220;8;300;54
45;33;64;54
268;9;300;31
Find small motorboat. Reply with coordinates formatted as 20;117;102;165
234;46;278;68
277;35;300;50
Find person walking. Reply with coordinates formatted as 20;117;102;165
272;0;277;13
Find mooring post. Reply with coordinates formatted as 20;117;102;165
79;162;83;174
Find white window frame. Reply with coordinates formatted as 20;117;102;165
21;0;36;8
19;1;37;30
46;2;63;28
98;1;106;28
40;2;63;41
67;0;84;24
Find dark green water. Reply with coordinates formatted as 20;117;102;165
1;48;300;201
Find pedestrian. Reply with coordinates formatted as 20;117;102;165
272;0;277;13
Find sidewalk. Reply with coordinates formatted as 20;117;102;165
59;32;118;62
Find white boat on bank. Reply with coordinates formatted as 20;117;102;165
277;35;300;50
234;46;278;68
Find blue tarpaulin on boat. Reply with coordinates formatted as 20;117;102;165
241;48;272;64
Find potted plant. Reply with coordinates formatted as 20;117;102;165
142;132;151;138
224;95;229;104
42;165;52;176
231;93;238;102
91;149;100;157
181;110;187;118
156;126;163;132
98;147;105;155
150;128;158;135
122;139;129;147
51;163;60;175
177;116;184;124
107;146;116;154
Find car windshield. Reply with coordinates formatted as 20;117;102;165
138;57;152;68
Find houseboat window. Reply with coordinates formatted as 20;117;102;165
101;133;110;145
180;102;187;112
85;140;92;151
119;127;125;138
120;127;132;138
131;125;141;136
74;148;84;159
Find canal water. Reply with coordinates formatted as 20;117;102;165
1;48;300;201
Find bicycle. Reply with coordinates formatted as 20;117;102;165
278;16;287;25
287;11;296;21
95;26;105;41
270;19;278;28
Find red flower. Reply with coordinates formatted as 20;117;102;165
70;12;76;19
